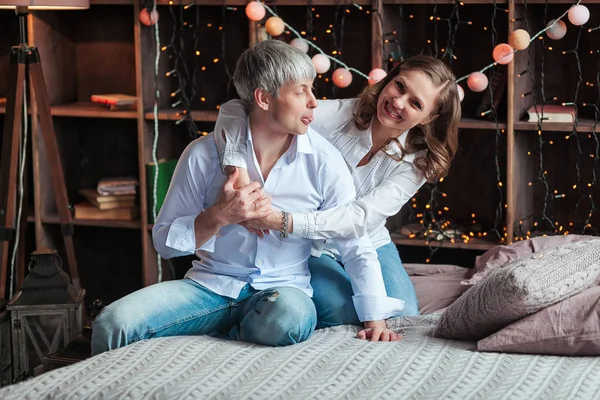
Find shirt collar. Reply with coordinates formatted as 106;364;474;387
346;118;417;163
245;118;314;165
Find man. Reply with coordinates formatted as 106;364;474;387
91;40;403;355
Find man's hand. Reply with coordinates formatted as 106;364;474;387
357;320;402;342
224;165;251;190
213;167;271;226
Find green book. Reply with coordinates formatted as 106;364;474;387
146;158;178;223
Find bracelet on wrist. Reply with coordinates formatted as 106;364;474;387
280;211;289;239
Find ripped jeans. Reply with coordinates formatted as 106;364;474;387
91;279;317;355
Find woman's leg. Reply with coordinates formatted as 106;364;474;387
91;279;233;355
309;255;361;329
230;286;317;346
309;243;419;328
376;241;419;316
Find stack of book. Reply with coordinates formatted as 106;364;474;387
74;177;139;221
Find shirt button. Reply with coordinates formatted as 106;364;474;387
256;260;263;267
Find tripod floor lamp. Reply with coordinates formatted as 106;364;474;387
0;0;90;301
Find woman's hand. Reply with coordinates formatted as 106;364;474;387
357;320;402;342
239;209;280;238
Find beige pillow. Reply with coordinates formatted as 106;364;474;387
477;285;600;356
463;234;591;287
433;239;600;341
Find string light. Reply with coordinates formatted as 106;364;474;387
156;0;598;264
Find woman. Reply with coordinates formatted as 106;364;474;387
214;54;461;328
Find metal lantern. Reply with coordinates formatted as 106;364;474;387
0;299;11;387
7;247;85;381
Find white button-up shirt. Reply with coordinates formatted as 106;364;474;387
216;99;427;250
152;124;405;322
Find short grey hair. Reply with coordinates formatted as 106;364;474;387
233;39;316;109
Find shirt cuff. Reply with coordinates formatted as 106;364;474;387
221;145;248;172
352;295;405;322
165;215;216;253
290;212;316;239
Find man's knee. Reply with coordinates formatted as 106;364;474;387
241;287;317;346
91;303;136;355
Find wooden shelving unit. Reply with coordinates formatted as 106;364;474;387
1;0;597;304
51;102;138;119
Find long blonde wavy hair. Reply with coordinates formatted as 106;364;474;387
353;55;461;183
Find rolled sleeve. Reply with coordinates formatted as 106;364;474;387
165;215;216;253
213;100;249;172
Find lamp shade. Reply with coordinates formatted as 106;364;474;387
0;0;89;9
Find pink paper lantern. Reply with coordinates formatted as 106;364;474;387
467;72;488;92
493;43;514;65
368;68;387;85
265;16;285;36
457;84;465;102
509;29;530;51
332;68;353;88
290;38;309;53
311;54;331;74
546;19;567;40
245;1;266;22
568;5;590;26
139;8;159;26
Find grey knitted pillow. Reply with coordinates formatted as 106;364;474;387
433;238;600;341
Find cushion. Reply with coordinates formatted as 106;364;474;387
463;234;590;287
477;285;600;356
433;239;600;341
405;263;472;315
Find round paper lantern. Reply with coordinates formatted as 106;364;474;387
509;29;530;51
290;38;309;53
457;84;465;102
368;68;387;85
467;72;488;92
265;16;285;36
546;19;567;40
139;8;159;26
245;1;266;22
568;5;590;26
311;54;331;74
493;43;514;65
332;68;352;88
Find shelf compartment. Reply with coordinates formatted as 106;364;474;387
515;119;599;133
43;214;141;229
52;102;137;119
144;109;218;122
459;118;506;130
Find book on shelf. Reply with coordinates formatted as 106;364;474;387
146;158;178;223
78;189;136;210
97;176;139;196
90;94;137;111
73;202;139;221
527;104;576;123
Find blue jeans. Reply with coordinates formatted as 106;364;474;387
310;241;419;328
91;279;317;355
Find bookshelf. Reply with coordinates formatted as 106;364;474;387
1;0;598;305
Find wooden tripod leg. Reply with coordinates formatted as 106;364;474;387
27;50;81;291
0;52;26;300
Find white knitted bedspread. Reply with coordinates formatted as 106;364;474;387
2;315;600;400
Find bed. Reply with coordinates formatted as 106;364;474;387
1;260;599;400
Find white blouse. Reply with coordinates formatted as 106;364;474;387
215;98;426;249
